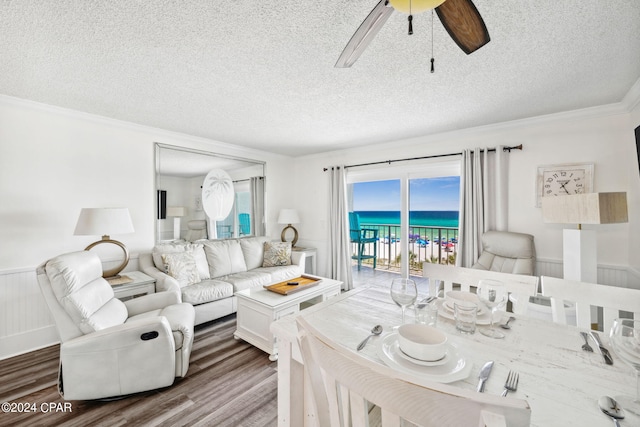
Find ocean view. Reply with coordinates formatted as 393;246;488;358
354;210;459;228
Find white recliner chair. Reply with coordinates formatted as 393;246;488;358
186;220;208;241
471;230;536;275
37;251;195;400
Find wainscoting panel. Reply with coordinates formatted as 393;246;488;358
0;267;57;358
536;258;633;288
0;257;140;359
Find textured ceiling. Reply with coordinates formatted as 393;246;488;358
1;1;639;157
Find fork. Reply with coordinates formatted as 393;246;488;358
501;371;519;397
580;332;594;352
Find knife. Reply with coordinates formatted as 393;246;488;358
590;331;614;365
477;361;494;392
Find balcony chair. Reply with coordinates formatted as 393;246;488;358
36;251;195;400
349;212;378;270
238;213;251;236
297;316;531;427
472;230;536;276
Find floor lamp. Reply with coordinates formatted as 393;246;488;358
541;192;628;283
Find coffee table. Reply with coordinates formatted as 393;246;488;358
234;276;342;361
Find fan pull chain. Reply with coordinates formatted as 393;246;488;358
430;10;435;73
408;0;413;35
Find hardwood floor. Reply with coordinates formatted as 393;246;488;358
0;315;278;427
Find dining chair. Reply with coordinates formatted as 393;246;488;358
540;276;640;332
297;316;531;427
422;263;538;315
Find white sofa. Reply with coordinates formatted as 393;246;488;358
140;236;305;325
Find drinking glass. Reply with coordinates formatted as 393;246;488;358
609;318;640;415
390;278;418;324
476;279;507;339
454;301;478;334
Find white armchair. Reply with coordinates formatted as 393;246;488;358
37;251;195;400
472;231;536;275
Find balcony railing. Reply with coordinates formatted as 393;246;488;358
351;224;459;274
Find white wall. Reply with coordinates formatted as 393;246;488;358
291;105;640;280
0;95;292;269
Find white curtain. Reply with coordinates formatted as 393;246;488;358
328;166;353;290
457;146;508;267
250;176;265;236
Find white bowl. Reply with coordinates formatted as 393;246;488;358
397;324;448;361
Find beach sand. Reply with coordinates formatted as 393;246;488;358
354;240;457;267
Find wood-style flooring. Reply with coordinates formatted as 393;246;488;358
0;315;278;427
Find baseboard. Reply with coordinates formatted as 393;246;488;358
0;326;59;360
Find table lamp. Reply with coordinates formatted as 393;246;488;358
74;207;135;279
167;206;187;240
541;192;628;283
278;209;300;247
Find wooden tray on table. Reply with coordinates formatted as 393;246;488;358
264;275;323;295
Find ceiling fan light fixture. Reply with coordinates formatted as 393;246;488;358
389;0;447;14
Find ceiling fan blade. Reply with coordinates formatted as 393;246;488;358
435;0;490;55
335;0;394;68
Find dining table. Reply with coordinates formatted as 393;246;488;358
270;285;640;426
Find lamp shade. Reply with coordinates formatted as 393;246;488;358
541;192;628;225
74;208;135;236
278;209;300;225
389;0;447;13
166;206;187;217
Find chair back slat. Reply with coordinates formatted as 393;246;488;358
297;317;531;427
422;263;538;315
541;276;640;331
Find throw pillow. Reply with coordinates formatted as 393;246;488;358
153;243;210;280
262;241;292;267
161;252;200;287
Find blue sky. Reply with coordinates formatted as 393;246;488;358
353;177;460;211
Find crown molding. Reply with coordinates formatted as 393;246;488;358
303;101;631;162
0;94;290;161
621;76;640;112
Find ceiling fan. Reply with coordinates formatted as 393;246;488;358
336;0;490;68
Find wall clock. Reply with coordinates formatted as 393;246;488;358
536;163;594;207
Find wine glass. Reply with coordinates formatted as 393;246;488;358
390;278;418;324
609;318;640;415
476;279;507;339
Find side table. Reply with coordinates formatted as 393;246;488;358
109;271;156;301
292;247;317;275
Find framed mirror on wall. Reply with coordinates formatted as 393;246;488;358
155;143;266;242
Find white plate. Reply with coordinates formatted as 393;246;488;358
397;345;450;367
377;332;473;383
436;299;492;325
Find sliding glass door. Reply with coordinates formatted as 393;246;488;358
347;160;460;277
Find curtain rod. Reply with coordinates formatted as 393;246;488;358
322;144;523;171
233;176;264;183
